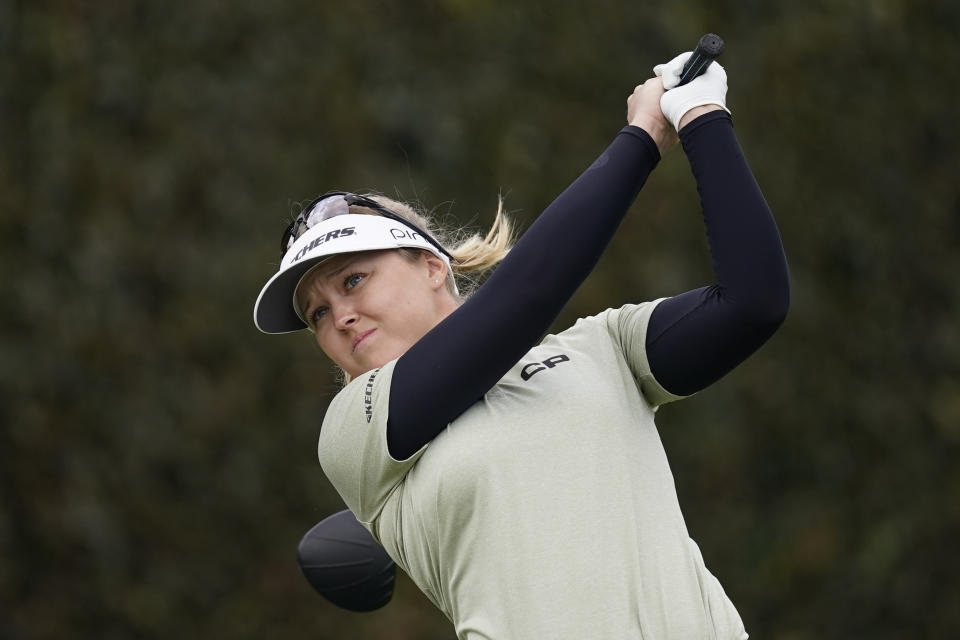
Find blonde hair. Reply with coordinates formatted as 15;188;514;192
355;194;516;301
333;193;517;385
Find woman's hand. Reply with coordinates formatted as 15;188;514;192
654;52;730;132
627;77;678;156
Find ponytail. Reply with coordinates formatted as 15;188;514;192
362;194;516;300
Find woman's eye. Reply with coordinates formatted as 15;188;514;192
344;273;365;289
310;307;328;324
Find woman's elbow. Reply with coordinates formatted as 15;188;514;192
746;270;791;333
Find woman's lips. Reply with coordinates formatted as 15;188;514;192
352;329;376;352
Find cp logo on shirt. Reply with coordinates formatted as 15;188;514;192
520;354;570;381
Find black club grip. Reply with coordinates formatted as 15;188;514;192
676;33;724;87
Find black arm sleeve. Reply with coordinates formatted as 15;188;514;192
387;127;661;459
646;111;790;396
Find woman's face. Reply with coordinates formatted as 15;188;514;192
296;250;456;378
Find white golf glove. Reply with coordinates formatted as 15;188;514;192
653;51;731;131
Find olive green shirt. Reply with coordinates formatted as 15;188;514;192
319;301;748;639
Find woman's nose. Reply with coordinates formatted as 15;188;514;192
333;305;359;330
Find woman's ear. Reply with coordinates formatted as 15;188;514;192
422;253;448;290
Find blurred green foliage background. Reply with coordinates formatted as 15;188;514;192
2;0;958;637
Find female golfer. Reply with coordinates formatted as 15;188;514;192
255;53;789;639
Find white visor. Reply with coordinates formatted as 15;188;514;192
254;214;454;334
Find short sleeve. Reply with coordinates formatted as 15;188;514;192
603;300;687;408
318;359;428;523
